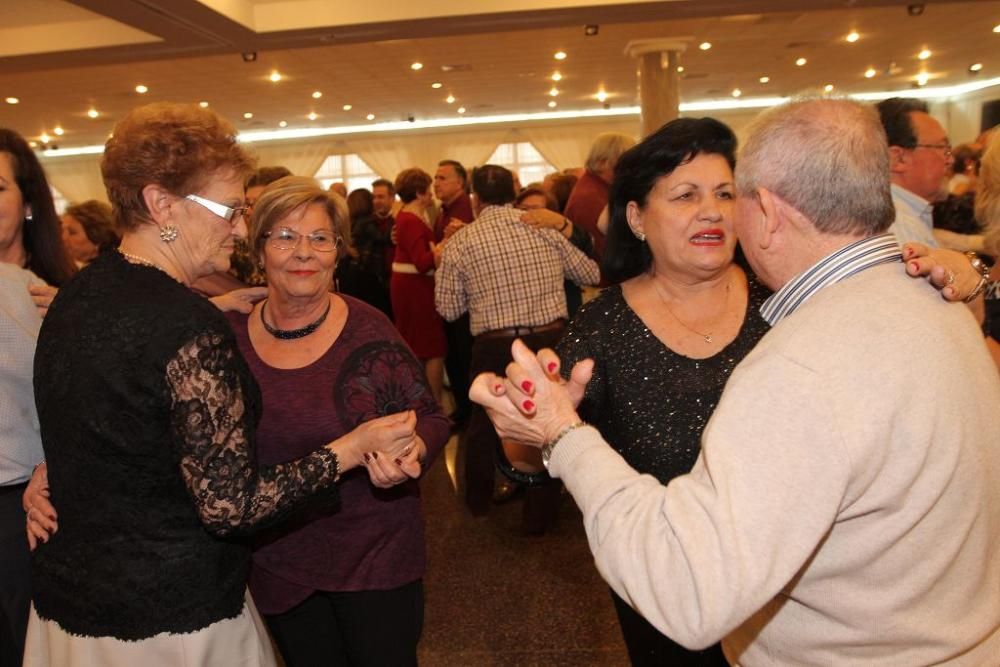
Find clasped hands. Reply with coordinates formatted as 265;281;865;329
342;410;426;489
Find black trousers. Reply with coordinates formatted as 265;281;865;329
264;580;423;667
612;590;729;666
462;326;564;515
444;315;473;420
0;484;31;667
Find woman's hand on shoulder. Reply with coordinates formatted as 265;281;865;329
28;284;58;318
209;287;268;314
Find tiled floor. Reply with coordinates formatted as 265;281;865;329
417;434;629;666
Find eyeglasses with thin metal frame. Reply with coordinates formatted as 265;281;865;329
185;194;249;225
911;142;953;158
263;227;343;252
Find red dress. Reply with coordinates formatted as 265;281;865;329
390;210;447;359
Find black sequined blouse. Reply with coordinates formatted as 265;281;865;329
556;273;772;484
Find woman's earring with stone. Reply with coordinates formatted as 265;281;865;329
159;226;179;243
632;228;646;242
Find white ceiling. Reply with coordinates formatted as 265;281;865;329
1;0;999;149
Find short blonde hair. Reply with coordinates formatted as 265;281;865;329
250;176;350;259
585;132;636;173
976;132;1000;256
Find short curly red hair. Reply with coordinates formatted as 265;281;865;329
101;103;256;231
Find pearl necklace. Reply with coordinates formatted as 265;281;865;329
118;248;181;283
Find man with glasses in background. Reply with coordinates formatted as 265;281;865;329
876;97;954;247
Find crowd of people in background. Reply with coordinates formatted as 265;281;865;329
2;95;1000;667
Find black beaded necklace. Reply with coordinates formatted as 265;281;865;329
260;298;331;340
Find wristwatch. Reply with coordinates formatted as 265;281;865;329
541;421;586;470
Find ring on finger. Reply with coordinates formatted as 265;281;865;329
946;270;956;286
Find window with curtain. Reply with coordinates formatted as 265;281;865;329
314;153;383;193
50;186;68;215
485;142;556;188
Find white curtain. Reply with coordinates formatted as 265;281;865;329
519;119;639;171
248;138;338;177
345;127;511;179
41;155;106;203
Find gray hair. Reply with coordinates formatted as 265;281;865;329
584;132;636;173
735;98;895;236
977;132;1000;256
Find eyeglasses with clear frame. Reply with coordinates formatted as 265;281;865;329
912;142;953;158
263;227;343;252
185;194;249;225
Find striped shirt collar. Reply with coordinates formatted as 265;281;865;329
760;233;902;326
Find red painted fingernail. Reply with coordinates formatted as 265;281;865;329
394;458;402;466
521;380;533;393
494;383;503;393
371;452;379;460
547;362;557;373
363;453;371;463
523;400;535;411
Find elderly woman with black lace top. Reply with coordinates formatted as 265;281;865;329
21;103;418;666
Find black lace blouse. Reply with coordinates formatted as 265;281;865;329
556;274;772;484
32;251;341;640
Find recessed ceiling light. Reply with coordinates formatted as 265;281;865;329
199;101;209;108
279;121;287;128
549;87;559;97
243;112;253;119
865;67;877;78
759;75;770;83
916;72;929;86
918;49;931;60
795;57;807;67
731;88;742;98
431;82;443;89
596;90;608;103
457;107;466;114
548;100;557;108
87;108;99;118
312;91;322;99
53;126;65;136
551;72;562;81
307;112;318;121
411;62;423;70
135;85;148;94
40;133;51;143
554;51;567;60
846;31;860;43
366;113;375;120
5;97;19;104
699;42;712;51
269;71;283;83
342;104;352;111
446;95;455;104
677;66;684;73
29;141;37;148
970;63;984;72
994;24;1000;33
824;84;834;92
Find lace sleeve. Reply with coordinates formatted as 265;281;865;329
166;330;340;537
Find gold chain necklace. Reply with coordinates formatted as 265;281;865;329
650;275;731;344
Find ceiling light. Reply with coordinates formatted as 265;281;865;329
411;62;423;70
243;112;253;119
312;91;322;99
551;72;562;81
554;51;567;60
549;87;559;97
918;49;931;60
795;57;807;66
279;121;287;128
677;66;685;73
994;24;1000;33
308;112;318;120
699;42;712;51
53;126;65;136
916;72;929;86
29;141;37;148
269;71;282;82
970;63;984;72
5;97;18;104
87;108;99;118
199;101;209;108
457;107;466;114
759;75;770;83
135;85;148;94
824;84;834;92
366;113;375;120
548;101;557;108
40;133;51;143
731;88;742;98
865;67;877;78
846;31;860;43
584;24;599;37
596;90;608;102
342;104;352;111
431;82;443;89
446;94;456;104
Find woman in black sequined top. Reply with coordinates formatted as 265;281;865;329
556;118;770;666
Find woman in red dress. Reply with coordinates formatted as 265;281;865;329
390;168;446;405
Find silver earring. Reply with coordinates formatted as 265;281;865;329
159;226;179;243
24;212;32;222
633;229;646;242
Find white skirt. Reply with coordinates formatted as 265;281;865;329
22;592;277;667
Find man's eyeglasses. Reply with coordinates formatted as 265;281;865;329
263;227;343;252
186;194;249;225
912;143;953;158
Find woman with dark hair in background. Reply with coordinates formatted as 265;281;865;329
61;200;118;267
336;187;394;318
